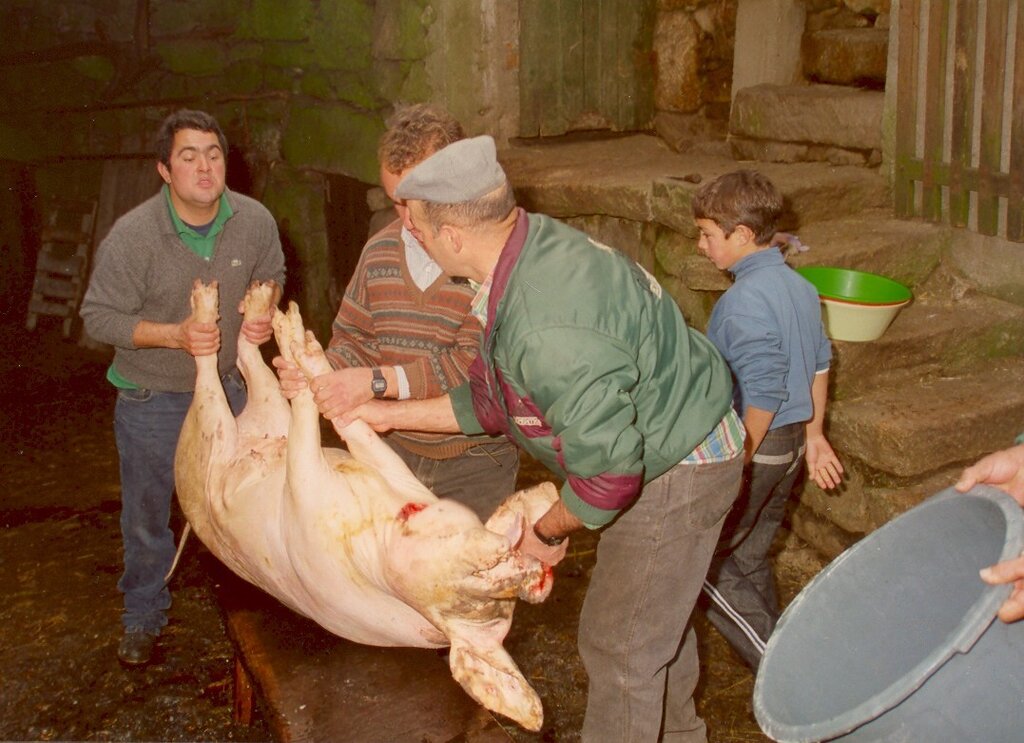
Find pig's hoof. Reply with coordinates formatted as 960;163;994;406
243;282;275;319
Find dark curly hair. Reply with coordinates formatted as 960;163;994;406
155;109;228;168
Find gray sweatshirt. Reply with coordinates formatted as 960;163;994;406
81;188;286;392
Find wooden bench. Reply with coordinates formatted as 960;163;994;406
213;565;513;743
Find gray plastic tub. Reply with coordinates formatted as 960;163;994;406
754;485;1024;742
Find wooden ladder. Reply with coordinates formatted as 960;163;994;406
25;198;99;338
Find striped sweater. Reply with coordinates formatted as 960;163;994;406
327;218;498;459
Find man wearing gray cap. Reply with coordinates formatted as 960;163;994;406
343;134;744;742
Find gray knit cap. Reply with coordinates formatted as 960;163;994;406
394;135;507;203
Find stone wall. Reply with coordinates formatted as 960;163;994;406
1;0;731;337
653;0;738;152
0;1;379;334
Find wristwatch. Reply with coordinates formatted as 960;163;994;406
370;367;387;398
533;523;566;547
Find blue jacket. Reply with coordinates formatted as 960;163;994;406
707;247;830;429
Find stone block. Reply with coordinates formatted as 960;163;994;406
803;28;888;85
790;463;956;560
654;111;724;153
829;293;1024;400
730;136;811;163
946;231;1024;308
732;0;805;99
795;458;958;536
150;0;239;36
563;215;654;270
154;40;229;76
789;505;859;560
650;178;701;236
828;357;1024;477
372;0;430;61
282;104;384;183
766;164;891;227
514;182;653;226
785;210;945;288
730;83;885;151
239;0;314;41
654;10;701;113
310;1;374;72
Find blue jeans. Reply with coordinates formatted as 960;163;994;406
113;369;246;634
578;452;743;742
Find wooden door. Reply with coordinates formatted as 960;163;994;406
519;0;656;137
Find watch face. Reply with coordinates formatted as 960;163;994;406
371;369;387;396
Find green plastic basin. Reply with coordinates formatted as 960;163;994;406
796;266;913;342
795;266;912;305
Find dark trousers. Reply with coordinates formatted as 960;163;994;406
384;438;520;522
703;422;805;670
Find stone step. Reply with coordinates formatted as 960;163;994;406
803;28;888;86
785;210;946;290
729;83;884;164
500;133;891;238
791;463;961;559
827;357;1024;479
828;291;1024;400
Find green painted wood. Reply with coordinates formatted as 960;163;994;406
518;0;654;137
518;0;559;137
949;0;978;228
1007;0;1024;241
555;0;585;135
921;1;950;222
894;0;921;218
976;0;1009;236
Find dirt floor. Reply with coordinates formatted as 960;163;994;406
0;314;826;743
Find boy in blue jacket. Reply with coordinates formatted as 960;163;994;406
693;170;843;669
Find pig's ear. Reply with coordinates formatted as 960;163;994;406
448;634;543;732
506;515;524;547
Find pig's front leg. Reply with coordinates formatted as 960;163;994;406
288;326;436;506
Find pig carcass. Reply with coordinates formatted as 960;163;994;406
173;280;557;731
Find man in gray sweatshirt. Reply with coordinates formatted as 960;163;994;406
80;109;285;666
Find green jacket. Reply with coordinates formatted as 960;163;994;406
451;211;733;527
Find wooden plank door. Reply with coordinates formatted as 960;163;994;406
519;0;656;137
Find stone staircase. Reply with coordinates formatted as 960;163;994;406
729;10;889;166
500;132;1024;560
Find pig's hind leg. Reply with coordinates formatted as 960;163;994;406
234;282;290;441
188;280;237;447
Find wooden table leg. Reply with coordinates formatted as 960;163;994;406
233;655;255;726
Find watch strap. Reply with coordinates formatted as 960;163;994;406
533;523;566;547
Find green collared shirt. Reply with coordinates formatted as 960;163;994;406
163;183;233;259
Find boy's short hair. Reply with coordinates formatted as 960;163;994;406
692;170;783;245
378;103;466;175
156;109;227;167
